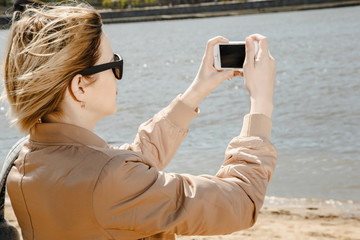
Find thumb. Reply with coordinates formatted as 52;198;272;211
244;37;255;69
219;69;236;81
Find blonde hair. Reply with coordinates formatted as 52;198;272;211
2;1;102;133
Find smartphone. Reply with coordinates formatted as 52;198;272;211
214;41;258;70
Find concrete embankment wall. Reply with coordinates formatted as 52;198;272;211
1;0;360;27
99;0;360;24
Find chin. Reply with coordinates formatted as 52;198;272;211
101;107;117;118
111;105;118;115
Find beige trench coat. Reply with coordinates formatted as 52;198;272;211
7;95;277;239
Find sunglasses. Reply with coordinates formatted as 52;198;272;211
80;53;123;80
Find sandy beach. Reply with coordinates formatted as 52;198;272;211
5;195;360;240
178;199;360;240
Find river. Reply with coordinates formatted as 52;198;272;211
1;5;359;202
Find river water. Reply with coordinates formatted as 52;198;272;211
1;6;359;202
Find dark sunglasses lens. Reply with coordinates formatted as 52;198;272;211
112;54;122;80
113;67;121;79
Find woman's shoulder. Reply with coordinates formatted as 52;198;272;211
88;145;139;160
88;146;154;168
92;147;159;194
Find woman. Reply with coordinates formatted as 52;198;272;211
3;1;277;240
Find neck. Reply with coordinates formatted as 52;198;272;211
43;107;97;132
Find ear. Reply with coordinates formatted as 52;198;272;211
68;74;86;103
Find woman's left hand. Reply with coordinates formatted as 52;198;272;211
181;36;240;109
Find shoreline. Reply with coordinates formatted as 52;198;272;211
5;195;360;240
178;202;360;239
1;0;360;27
99;0;360;24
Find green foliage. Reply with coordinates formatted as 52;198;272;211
145;0;156;5
0;0;247;9
117;0;128;8
129;0;140;7
102;0;114;7
0;0;7;7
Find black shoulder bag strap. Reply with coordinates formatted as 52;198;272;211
0;136;29;240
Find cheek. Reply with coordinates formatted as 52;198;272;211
99;71;117;95
89;74;117;110
103;76;117;103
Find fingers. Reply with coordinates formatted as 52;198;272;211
249;33;269;58
203;36;229;66
244;37;255;68
268;50;275;61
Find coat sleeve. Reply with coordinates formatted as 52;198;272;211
117;95;199;170
93;114;277;238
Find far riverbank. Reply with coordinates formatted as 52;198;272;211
1;0;360;27
99;0;360;24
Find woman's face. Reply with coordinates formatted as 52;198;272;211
84;32;118;120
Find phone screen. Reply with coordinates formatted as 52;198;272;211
220;44;246;68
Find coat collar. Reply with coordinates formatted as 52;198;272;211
30;123;108;148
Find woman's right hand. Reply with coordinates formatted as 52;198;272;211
243;34;276;118
181;36;239;110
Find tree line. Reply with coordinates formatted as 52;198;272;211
1;0;240;9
